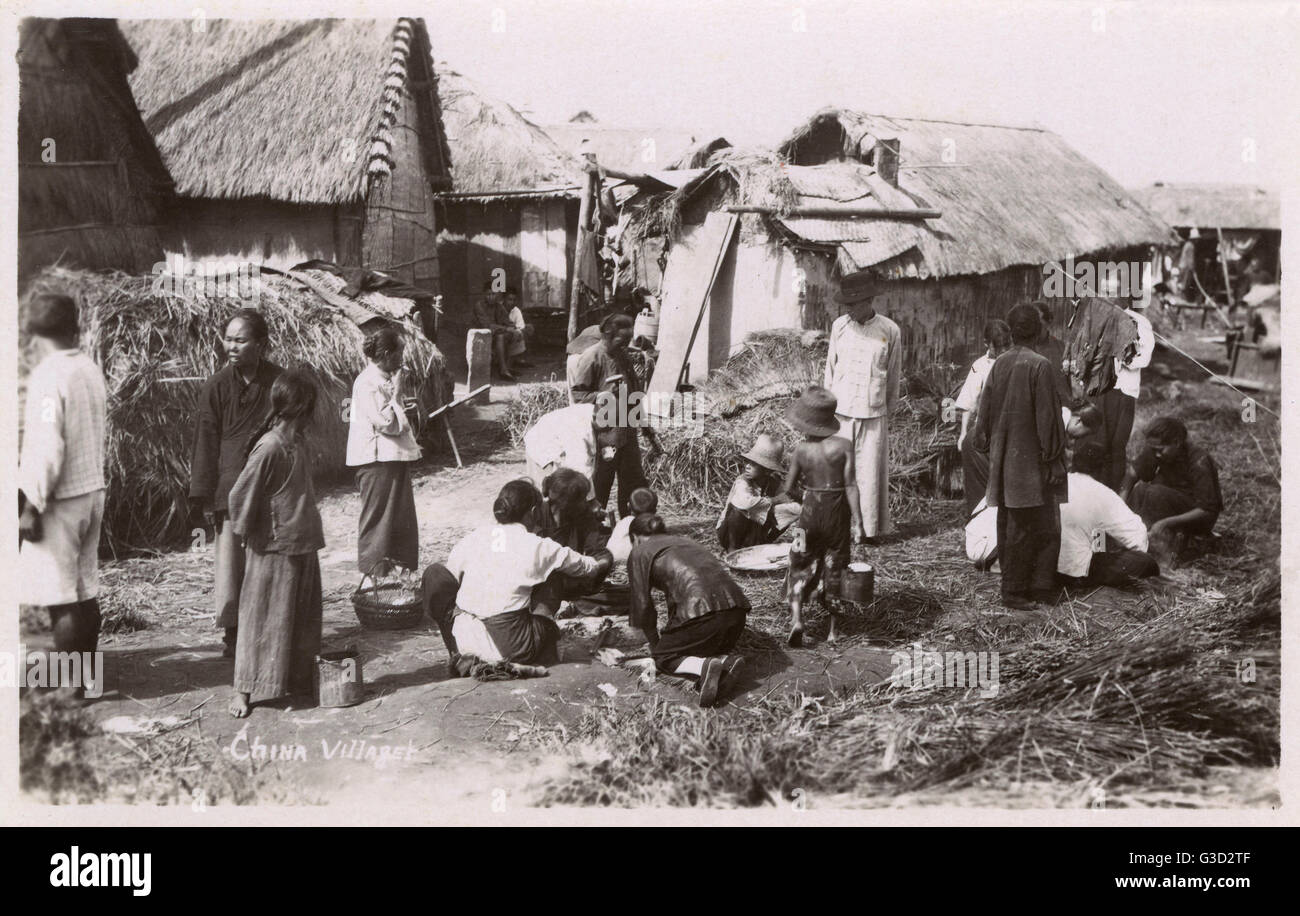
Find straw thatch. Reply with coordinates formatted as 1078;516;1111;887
18;19;174;280
770;108;1177;277
22;266;450;555
1129;183;1280;232
436;65;581;198
120;18;451;204
545;114;702;172
666;136;732;170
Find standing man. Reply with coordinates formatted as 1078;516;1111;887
1097;295;1153;490
1031;299;1073;408
190;310;282;657
571;313;663;518
18;293;108;701
823;270;901;539
973;304;1068;610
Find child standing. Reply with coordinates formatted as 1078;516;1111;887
716;434;792;551
776;387;864;647
227;371;325;718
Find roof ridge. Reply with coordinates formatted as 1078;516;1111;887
366;17;414;183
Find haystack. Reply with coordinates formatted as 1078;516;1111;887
22;266;450;555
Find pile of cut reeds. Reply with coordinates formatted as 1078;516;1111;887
21;267;450;554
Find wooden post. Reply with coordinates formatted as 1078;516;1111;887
569;152;597;342
1216;227;1235;308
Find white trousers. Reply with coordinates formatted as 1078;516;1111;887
837;413;891;537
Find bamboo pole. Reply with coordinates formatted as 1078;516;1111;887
568;152;598;341
724;205;941;220
1216;227;1235;308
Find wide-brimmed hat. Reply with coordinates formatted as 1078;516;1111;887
740;433;786;473
834;270;883;304
785;386;841;437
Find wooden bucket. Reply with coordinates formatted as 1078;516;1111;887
839;562;875;606
317;647;364;708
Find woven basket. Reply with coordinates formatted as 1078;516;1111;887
351;563;424;630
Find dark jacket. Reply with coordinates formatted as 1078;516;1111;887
228;427;325;555
571;342;642;448
190;360;284;512
1064;298;1136;398
628;534;750;631
973;346;1067;509
1133;444;1223;517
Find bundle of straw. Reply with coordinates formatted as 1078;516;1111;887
22;267;450;554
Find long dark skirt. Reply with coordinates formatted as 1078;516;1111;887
653;607;748;672
356;461;419;574
234;549;323;699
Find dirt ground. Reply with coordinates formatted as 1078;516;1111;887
21;330;1279;810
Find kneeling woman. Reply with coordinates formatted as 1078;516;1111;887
422;480;612;671
627;515;750;707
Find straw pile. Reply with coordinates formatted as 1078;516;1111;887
646;329;958;512
22;266;449;554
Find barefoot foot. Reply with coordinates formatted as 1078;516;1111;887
229;691;250;718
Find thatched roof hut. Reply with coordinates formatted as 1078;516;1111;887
1130;183;1280;232
628;107;1177;386
120;18;451;289
433;67;584;358
18;18;174;282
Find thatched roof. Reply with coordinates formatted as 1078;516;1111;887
1129;183;1280;231
18;18;175;279
666;136;732;170
121;18;451;204
671;107;1175;279
435;65;581;199
544;116;702;172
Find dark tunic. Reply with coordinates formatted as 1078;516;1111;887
190;360;284;512
973;346;1067;508
571;342;642;449
1128;444;1222;531
628;535;750;632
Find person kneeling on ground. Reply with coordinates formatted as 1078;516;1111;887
627;514;750;708
1058;442;1158;588
540;468;627;614
1120;416;1222;566
717;433;801;552
421;480;612;672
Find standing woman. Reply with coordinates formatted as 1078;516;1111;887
347;325;421;577
627;515;750;708
190;309;283;657
227;371;325;718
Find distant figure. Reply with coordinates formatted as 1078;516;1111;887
1097;297;1154;490
1121;417;1222;565
474;279;525;381
824;270;901;538
1030;299;1074;408
227;371;325;718
716;433;800;552
1058;442;1158;587
502;285;535;367
18;292;108;703
190;309;283;657
570;313;663;517
776;386;864;646
972;304;1067;610
347;325;421;577
626;514;749;708
957;319;1012;514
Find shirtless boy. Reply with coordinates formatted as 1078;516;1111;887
775;386;864;646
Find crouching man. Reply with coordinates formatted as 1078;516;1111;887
1120;417;1222;566
420;480;612;674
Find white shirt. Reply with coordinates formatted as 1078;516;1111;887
824;313;902;419
955;354;995;414
19;349;107;513
523;403;595;481
346;362;421;465
1114;308;1153;399
1058;472;1149;577
606;515;634;567
446;522;601;619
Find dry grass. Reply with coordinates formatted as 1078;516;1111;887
501;383;570;447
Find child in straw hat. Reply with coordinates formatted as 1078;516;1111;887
774;386;864;646
717;433;796;552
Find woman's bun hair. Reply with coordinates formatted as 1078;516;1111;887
494;479;542;524
628;513;667;537
363;324;404;362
